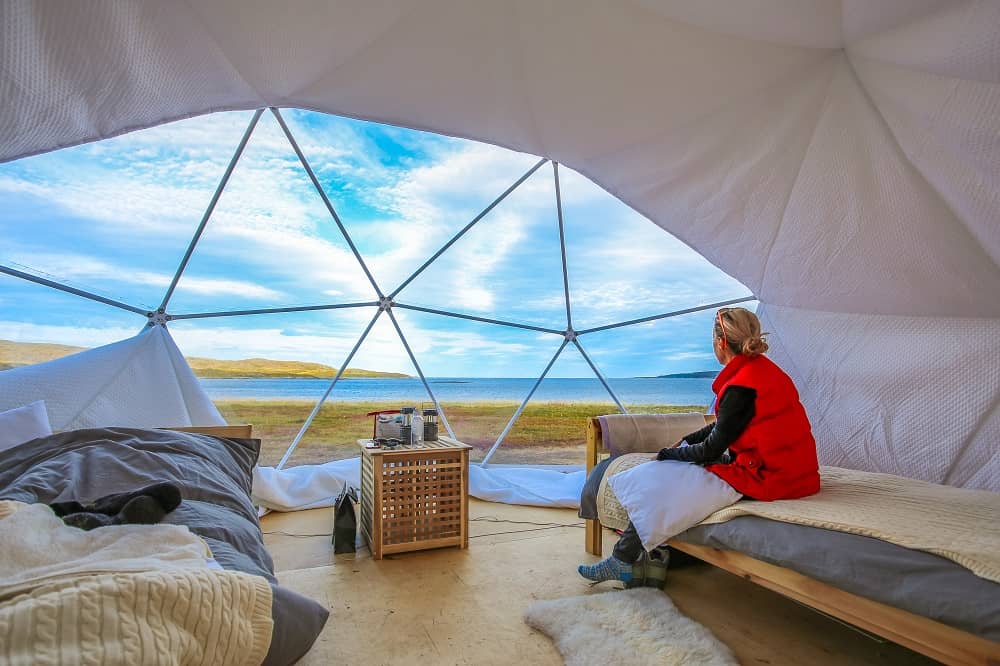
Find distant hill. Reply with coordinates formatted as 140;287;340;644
641;370;717;379
0;339;85;370
0;339;408;379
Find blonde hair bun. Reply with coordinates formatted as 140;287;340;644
741;334;769;357
716;307;769;357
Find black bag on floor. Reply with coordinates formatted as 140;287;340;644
332;487;358;554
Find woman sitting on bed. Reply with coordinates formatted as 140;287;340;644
579;307;820;583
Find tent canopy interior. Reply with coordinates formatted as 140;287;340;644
0;0;997;495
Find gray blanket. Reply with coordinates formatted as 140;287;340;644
0;427;328;665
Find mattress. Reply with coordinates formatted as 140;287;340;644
0;427;328;666
580;459;1000;641
676;516;1000;641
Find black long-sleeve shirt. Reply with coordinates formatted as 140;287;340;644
657;386;757;465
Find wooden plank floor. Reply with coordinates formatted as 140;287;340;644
262;500;935;665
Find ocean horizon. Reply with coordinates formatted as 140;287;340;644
202;376;716;407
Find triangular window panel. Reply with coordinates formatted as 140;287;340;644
577;309;729;414
279;110;544;297
167;308;378;467
0;112;257;310
393;159;569;329
277;313;441;468
558;167;751;331
377;308;561;463
168;111;378;315
483;347;618;465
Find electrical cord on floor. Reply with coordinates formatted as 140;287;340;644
469;516;585;539
264;518;585;539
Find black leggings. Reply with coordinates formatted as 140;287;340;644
612;521;644;563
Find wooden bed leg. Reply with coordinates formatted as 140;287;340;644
584;418;606;556
585;518;602;556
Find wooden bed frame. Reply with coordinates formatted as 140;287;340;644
584;416;1000;666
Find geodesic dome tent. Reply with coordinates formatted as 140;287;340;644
0;1;997;492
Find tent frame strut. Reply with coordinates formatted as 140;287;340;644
2;106;757;468
277;309;383;469
389;157;549;299
481;339;569;465
270;107;384;300
159;109;264;312
0;263;149;316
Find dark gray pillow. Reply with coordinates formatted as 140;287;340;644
578;457;613;520
264;584;330;666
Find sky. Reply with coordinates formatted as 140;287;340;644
0;109;753;378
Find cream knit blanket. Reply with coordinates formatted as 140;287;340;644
0;501;273;665
599;463;1000;583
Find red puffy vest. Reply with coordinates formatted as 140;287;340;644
706;354;820;501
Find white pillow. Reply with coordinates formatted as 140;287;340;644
608;459;742;552
0;400;53;452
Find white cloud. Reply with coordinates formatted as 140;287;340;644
6;253;283;302
664;351;715;361
1;110;752;377
0;321;142;349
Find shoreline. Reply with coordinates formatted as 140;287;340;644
214;399;705;467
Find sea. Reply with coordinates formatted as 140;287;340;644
201;376;716;408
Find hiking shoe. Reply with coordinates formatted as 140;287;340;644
578;556;633;583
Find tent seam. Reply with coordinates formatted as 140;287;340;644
178;0;265;104
508;0;546;157
845;48;1000;275
758;54;840;299
284;2;425;101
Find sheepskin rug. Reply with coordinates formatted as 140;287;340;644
524;587;736;665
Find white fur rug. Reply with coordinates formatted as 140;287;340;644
524;587;737;665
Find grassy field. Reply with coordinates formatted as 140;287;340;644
215;400;703;467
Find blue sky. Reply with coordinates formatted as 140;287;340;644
0;109;752;377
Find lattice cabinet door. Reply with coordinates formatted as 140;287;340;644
358;437;471;560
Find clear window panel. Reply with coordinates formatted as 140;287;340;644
167;308;379;467
277;313;468;468
0;273;146;367
575;309;746;415
393;160;569;329
483;347;618;466
369;308;562;463
284;110;550;299
558;166;751;331
168;111;378;315
0;111;258;311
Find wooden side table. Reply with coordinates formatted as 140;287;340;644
357;436;472;560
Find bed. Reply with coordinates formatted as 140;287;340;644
0;425;329;666
582;415;1000;666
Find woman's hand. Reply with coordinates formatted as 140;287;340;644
656;439;684;461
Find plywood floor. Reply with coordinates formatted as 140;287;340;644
261;500;934;665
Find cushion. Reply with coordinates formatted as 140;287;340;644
0;400;52;452
607;458;742;551
597;413;707;457
263;584;331;666
578;457;613;520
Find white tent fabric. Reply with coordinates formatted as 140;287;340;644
1;1;997;490
0;326;224;431
252;458;584;513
